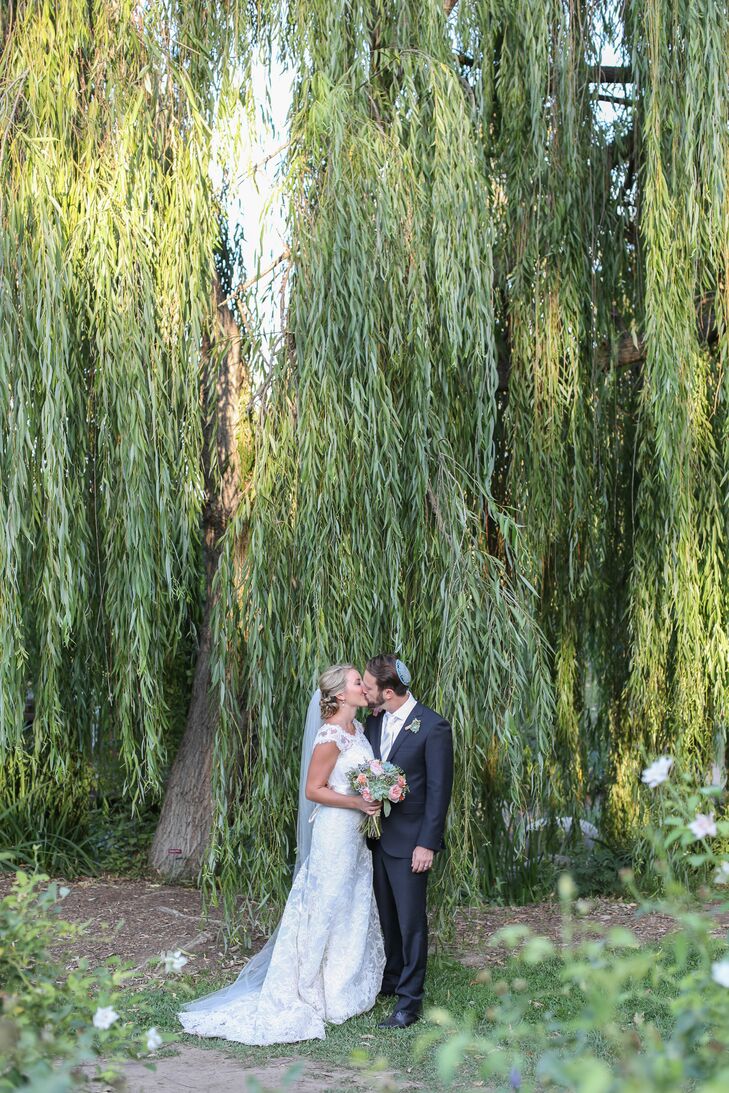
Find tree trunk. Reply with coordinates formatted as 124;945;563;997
148;596;218;879
149;274;246;880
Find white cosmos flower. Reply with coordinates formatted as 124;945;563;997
146;1027;163;1051
641;756;673;788
688;813;717;840
93;1006;119;1030
162;949;189;973
714;861;729;886
711;960;729;988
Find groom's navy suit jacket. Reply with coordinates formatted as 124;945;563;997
364;702;454;859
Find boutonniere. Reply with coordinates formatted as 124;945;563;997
406;718;421;734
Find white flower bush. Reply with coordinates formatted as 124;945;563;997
641;756;673;787
92;1005;119;1030
711;961;729;989
688;813;718;839
146;1027;163;1051
1;872;177;1092
426;758;729;1091
161;949;189;973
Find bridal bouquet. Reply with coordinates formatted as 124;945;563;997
348;759;409;839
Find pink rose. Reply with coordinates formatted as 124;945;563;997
388;784;403;802
369;760;384;774
356;773;368;785
397;775;406;787
362;788;373;802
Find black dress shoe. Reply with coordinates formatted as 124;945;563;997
377;1009;420;1029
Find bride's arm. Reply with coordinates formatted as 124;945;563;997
305;743;381;815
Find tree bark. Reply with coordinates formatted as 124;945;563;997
595;295;717;372
149;273;247;880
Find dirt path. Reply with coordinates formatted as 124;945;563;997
6;872;724;980
78;1046;372;1093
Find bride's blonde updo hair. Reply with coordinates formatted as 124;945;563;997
318;663;356;720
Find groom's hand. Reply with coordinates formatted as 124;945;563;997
411;846;434;873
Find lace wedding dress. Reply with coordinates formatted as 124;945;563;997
179;721;385;1044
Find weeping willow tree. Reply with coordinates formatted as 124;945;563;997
204;0;554;921
609;0;729;829
2;0;729;920
205;0;729;918
0;0;257;864
474;0;729;832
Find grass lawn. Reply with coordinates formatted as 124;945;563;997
122;949;678;1091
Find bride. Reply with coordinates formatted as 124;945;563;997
179;664;386;1044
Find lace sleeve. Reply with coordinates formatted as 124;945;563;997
313;724;355;752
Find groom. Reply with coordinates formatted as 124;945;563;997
362;654;453;1029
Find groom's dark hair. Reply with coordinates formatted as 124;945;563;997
366;654;408;696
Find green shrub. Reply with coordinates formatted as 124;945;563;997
0;746;96;876
87;799;160;877
422;759;729;1091
0;866;172;1090
0;742;162;878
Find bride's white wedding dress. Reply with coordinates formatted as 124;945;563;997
179;721;385;1044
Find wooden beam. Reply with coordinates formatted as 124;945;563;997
453;59;634;84
587;65;634;84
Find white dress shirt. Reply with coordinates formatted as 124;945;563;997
380;693;418;761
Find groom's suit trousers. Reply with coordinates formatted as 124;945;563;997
372;844;428;1015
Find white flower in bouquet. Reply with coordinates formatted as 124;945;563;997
641;756;673;788
93;1006;119;1030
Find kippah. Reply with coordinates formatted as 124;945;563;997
395;659;412;686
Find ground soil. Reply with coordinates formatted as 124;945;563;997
453;895;729;967
0;874;253;980
5;873;729;1091
75;1047;373;1093
4;873;727;977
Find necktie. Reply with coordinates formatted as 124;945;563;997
382;714;399;759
